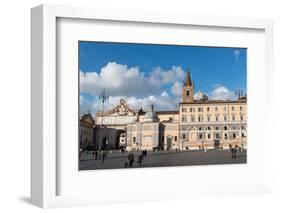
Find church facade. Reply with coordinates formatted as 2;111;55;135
94;69;247;151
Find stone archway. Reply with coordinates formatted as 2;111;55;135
115;130;125;149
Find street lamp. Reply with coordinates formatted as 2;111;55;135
98;89;109;152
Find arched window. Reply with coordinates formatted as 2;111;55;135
189;127;196;131
223;126;228;131
224;134;228;139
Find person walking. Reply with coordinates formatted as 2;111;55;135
229;145;234;158
128;153;134;168
138;154;144;167
143;150;147;158
234;147;237;158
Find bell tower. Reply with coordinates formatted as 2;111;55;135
182;68;194;103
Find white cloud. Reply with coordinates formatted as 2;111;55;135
171;81;183;96
80;62;159;97
210;85;236;100
80;62;185;98
160;91;169;97
150;66;185;84
233;49;240;61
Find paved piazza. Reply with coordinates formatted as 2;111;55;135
79;149;247;170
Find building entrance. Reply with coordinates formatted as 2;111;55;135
167;137;172;150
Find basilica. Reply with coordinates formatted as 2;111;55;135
88;69;247;151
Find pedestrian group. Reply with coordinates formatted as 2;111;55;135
124;149;147;168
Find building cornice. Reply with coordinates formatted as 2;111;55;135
179;100;247;105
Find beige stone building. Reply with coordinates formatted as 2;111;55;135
79;113;95;150
95;69;247;151
179;70;247;150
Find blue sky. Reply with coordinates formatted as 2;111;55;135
79;41;246;116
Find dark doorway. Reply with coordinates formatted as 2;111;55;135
167;137;172;150
214;139;220;149
101;137;108;150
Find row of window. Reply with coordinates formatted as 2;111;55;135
182;115;244;122
132;131;246;143
182;106;244;113
132;125;246;143
182;132;246;140
182;125;246;131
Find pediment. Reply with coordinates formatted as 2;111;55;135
108;99;136;116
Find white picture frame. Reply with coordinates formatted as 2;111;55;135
31;4;274;208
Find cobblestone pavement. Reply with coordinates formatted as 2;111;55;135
79;149;247;170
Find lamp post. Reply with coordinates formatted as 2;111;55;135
98;89;109;152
